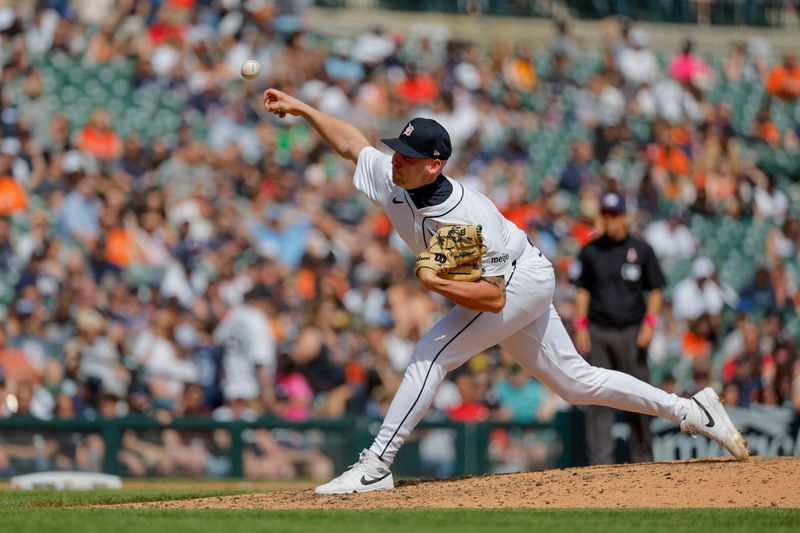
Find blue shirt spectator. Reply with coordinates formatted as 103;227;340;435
495;366;546;423
56;176;101;244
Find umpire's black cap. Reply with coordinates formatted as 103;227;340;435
381;118;452;160
599;191;627;214
244;285;272;301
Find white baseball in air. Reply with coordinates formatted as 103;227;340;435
240;59;261;80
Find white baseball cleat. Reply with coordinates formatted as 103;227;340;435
680;387;749;461
314;449;394;495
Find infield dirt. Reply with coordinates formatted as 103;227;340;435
121;456;800;509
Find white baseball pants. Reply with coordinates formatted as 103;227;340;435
369;245;691;465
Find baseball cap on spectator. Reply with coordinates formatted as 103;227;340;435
692;257;715;279
218;10;244;36
130;383;150;397
273;14;302;34
331;38;353;58
300;79;327;103
381;118;452;160
629;28;649;48
1;137;20;157
175;323;199;349
354;263;382;285
14;298;35;317
246;0;271;11
547;191;570;215
0;8;14;32
599;192;627;214
186;25;214;45
244;285;272;302
668;205;689;221
454;62;481;90
372;310;394;328
61;379;78;397
76;308;104;331
601;160;624;181
62;150;85;174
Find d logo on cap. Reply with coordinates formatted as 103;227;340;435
381;117;452;160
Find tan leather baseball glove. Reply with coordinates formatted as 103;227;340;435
414;225;487;282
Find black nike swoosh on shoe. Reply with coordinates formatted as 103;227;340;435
693;397;715;428
392;198;403;204
360;472;391;486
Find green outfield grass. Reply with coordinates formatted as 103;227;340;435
0;487;260;509
1;490;798;533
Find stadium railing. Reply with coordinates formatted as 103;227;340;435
0;413;578;479
315;0;786;26
3;406;798;480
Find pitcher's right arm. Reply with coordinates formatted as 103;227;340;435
262;88;370;164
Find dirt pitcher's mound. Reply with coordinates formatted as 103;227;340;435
126;456;800;509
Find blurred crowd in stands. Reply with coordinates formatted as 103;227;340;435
0;0;799;476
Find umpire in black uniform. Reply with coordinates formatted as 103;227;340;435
571;191;666;465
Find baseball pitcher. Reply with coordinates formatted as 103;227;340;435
262;88;749;495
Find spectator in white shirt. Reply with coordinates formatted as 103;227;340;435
643;208;698;259
618;29;659;87
576;76;625;128
651;77;704;124
66;308;130;399
213;285;276;409
352;26;395;68
672;257;737;321
134;303;198;408
766;217;799;263
754;173;789;221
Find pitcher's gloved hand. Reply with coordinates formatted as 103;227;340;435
414;225;487;282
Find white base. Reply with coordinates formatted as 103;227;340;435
10;471;123;490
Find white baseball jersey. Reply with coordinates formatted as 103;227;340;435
351;145;690;467
213;303;276;401
353;146;549;277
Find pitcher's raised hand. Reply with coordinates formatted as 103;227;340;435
262;88;305;118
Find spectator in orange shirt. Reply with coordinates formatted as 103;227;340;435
647;122;692;177
76;108;122;161
445;370;489;422
681;320;713;361
503;46;537;92
0;176;26;216
0;141;27;216
97;207;134;270
85;22;116;64
167;0;196;11
501;177;541;230
0;327;41;387
148;4;187;47
765;53;800;101
751;108;781;148
396;64;438;105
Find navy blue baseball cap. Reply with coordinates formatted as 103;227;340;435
381;118;452;160
599;191;627;214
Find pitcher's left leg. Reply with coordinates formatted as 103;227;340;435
501;305;689;423
514;309;747;460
